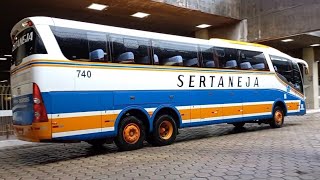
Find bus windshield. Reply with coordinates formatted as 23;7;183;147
270;55;303;93
12;28;47;66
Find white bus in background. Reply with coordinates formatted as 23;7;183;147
10;17;308;151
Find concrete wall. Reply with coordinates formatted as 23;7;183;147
241;0;320;42
153;0;241;19
209;19;247;41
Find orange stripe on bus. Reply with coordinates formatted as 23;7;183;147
101;114;117;129
52;115;102;133
222;106;243;116
178;104;274;120
180;109;191;120
243;104;272;114
201;107;223;119
286;102;300;110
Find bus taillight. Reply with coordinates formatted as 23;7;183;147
22;20;33;28
33;83;48;123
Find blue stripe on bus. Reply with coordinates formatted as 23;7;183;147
41;89;302;114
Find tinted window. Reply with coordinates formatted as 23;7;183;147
87;32;108;62
200;46;218;68
216;47;238;69
110;35;150;64
270;55;303;93
292;61;303;93
152;40;199;67
239;50;269;70
12;28;47;66
270;56;292;82
52;27;89;60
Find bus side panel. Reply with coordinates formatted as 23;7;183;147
48;91;103;141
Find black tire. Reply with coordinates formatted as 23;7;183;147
270;106;284;128
86;139;106;147
114;116;145;151
232;122;245;128
149;114;177;146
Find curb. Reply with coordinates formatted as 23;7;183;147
0;140;34;149
306;109;320;114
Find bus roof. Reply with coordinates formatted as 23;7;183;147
210;38;270;49
11;16;269;52
10;16;308;68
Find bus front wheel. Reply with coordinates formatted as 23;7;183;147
270;106;284;128
114;116;145;151
148;114;177;146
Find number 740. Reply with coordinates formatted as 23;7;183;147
76;70;92;78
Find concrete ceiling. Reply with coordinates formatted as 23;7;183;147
0;0;238;55
0;0;239;82
260;31;320;52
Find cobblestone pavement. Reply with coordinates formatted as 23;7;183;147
0;113;320;180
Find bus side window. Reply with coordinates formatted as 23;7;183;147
200;46;217;68
218;48;238;69
87;32;108;62
239;50;269;71
110;36;133;64
152;40;199;67
51;26;89;60
110;35;151;65
131;38;151;65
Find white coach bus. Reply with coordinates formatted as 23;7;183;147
10;17;307;151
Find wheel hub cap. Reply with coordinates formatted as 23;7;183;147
123;123;140;144
275;110;283;124
159;120;173;140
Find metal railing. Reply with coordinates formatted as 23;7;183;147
0;85;11;110
0;85;13;138
0;116;13;138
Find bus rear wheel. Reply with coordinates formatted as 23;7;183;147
270;106;284;128
114;116;145;151
148;115;177;146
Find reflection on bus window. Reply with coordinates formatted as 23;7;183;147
152;40;199;67
87;32;108;62
217;48;238;69
200;46;218;68
51;27;90;60
239;50;269;70
110;35;150;65
270;55;303;93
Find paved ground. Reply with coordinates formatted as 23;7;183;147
0;113;320;180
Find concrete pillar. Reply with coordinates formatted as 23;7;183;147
195;29;209;40
302;47;319;109
208;20;247;41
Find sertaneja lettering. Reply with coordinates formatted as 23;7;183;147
177;74;259;88
12;32;34;51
